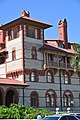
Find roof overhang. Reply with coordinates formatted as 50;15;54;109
39;44;68;53
0;78;29;87
0;17;52;30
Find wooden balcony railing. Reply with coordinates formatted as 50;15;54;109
47;61;73;69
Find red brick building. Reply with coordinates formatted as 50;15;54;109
0;10;80;111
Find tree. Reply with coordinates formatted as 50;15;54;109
71;44;80;72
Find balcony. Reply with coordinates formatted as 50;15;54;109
46;61;73;70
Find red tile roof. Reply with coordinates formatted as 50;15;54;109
44;40;76;54
39;44;67;53
0;78;29;87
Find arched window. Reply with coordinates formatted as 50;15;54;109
30;91;39;107
63;90;73;107
63;72;71;84
45;89;57;107
46;70;54;83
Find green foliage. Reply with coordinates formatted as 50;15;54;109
0;104;55;119
73;44;80;52
71;44;80;72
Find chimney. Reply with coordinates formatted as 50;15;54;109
58;19;68;48
21;10;30;17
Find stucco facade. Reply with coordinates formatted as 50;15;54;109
0;10;80;111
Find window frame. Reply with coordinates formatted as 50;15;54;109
46;89;56;107
8;26;19;41
28;26;35;38
63;72;71;84
63;91;73;107
30;91;39;107
46;71;54;83
12;49;16;61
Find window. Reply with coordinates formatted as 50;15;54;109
8;30;12;41
46;89;56;107
47;72;52;82
27;26;41;39
31;72;36;81
30;91;39;107
8;27;19;40
0;57;5;64
48;54;54;61
67;116;78;120
63;90;73;107
46;71;54;83
12;50;16;61
63;72;71;84
46;94;50;107
37;29;41;39
60;116;67;120
28;27;35;38
64;74;68;84
13;27;19;39
32;47;37;60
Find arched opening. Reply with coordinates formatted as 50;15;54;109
5;88;19;107
6;90;15;106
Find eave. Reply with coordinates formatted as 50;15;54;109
0;78;29;87
0;17;52;30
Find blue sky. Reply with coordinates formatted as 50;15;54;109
0;0;80;43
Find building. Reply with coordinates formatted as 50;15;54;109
0;10;80;111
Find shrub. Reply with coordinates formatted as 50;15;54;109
0;104;55;119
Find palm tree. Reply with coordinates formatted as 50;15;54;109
71;44;80;72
